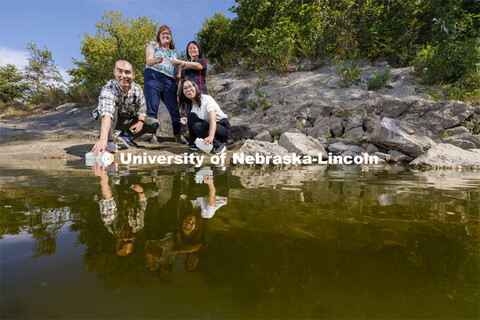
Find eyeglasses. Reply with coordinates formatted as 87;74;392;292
160;32;171;36
183;84;195;91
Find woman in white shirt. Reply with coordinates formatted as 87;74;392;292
178;78;231;154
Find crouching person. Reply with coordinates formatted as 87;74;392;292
92;58;159;155
178;78;230;154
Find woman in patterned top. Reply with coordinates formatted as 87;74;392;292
144;25;187;144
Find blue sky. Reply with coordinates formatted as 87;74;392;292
0;0;236;80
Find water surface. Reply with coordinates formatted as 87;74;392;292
1;161;479;319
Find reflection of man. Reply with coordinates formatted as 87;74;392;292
92;163;147;256
92;58;159;155
190;174;227;219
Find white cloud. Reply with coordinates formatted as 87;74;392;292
0;47;71;82
0;47;29;68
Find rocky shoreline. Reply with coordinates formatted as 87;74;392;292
1;60;479;169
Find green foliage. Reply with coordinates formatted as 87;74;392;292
69;10;158;94
254;84;273;110
197;0;479;97
271;129;284;140
258;72;269;86
23;43;65;104
196;12;238;72
0;64;27;106
414;39;480;84
367;66;391;91
333;49;362;87
246;98;256;110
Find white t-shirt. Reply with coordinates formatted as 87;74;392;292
191;94;228;123
190;196;227;218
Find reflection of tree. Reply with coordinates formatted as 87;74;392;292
28;207;70;257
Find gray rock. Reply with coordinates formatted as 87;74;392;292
230;122;266;140
306;126;329;140
254;129;274;142
371;117;436;157
388;150;413;163
410;143;480;169
237;139;289;157
445;126;470;135
373;152;391;162
365;143;379;154
442;134;480;150
341;150;361;158
424;101;474;130
326;78;340;88
326;116;344;137
365;119;380;132
328;142;363;154
55;103;76;111
278;132;327;158
343;127;364;140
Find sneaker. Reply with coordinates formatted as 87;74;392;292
189;145;200;151
149;135;158;144
176;135;188;145
211;145;226;154
117;131;137;148
106;140;117;153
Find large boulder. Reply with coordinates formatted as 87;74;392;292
370;117;436;157
254;129;274;142
278;132;327;158
410;143;480;169
237;139;289;157
327;142;363;155
441;134;480;150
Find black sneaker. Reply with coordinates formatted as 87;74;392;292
176;135;188;145
117;131;137;148
211;145;226;154
189;145;200;151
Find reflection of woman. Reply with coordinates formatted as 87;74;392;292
179;78;231;154
172;41;208;94
144;174;203;282
144;25;186;144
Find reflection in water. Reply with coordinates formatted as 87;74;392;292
0;163;478;318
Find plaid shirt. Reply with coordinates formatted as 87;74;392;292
96;79;147;119
99;197;147;235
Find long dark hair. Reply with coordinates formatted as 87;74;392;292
178;77;202;117
186;41;202;61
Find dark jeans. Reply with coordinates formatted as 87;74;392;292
98;114;159;142
143;68;182;136
187;112;231;148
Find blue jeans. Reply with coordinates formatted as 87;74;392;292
143;68;182;136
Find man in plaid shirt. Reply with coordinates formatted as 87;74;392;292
92;58;159;154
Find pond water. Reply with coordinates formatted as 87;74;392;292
1;161;479;319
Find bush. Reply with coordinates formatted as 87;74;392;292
333;49;362;87
367;66;391;91
413;38;480;84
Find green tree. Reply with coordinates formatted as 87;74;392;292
196;12;238;72
69;10;158;95
23;43;65;104
0;64;27;106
